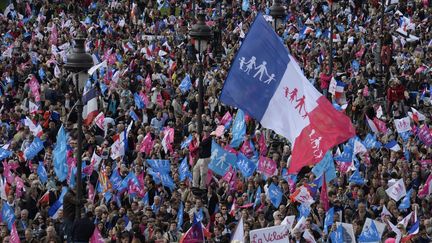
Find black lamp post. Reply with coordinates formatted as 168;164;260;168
329;2;334;75
269;0;286;33
64;32;94;220
189;12;212;136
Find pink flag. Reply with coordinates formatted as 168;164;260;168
214;125;225;137
320;175;329;211
418;174;432;198
257;156;277;177
373;117;388;133
25;3;32;16
140;132;153;155
240;139;254;158
222;166;235;183
355;46;365;58
88;183;95;203
145;74;152;90
10;223;20;243
258;133;267;155
49;25;58;45
108;53;117;65
94;112;105;130
28;75;41;102
418;125;432;146
220;112;232;125
139;91;149;105
206;169;213;186
156;93;164;108
15;176;25;198
90;227;104;243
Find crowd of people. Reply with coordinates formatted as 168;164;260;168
0;0;431;242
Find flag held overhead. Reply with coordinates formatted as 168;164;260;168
220;13;355;174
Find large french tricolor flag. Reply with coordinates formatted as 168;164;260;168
220;13;355;173
82;87;99;126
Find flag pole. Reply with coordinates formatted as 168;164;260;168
329;1;334;76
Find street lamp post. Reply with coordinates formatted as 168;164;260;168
269;0;286;33
64;33;94;220
329;2;334;75
189;12;212;136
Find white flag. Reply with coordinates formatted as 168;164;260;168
90;151;102;170
394;117;411;133
54;65;61;78
231;217;244;243
292;216;306;233
88;60;107;76
385;178;406;202
281;215;296;231
29;101;39;114
408;107;426;121
303;230;316;243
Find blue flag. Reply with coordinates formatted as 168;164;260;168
230;109;246;148
253;187;262;208
349;170;365;185
268;183;283;208
24;137;44;161
399;131;411;142
118;172;140;192
179;157;192;182
236;152;257;178
408;220;420;235
179;74;192;93
331;224;344;243
147;159;171;173
134;93;145;109
398;189;413;210
1;203;15;230
37;162;48;184
48;187;68;217
110;169;123;191
363;133;382;149
312;151;336;183
358;221;380;242
324;207;334;234
53;125;68;182
38;68;46;80
159;172;175;191
352;60;360;72
208;140;237;176
177;202;184;230
242;0;250;11
334;143;354;162
0;147;12;160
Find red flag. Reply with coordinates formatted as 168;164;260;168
140;132;154;155
38;191;50;206
320;175;330;211
145;74;152;90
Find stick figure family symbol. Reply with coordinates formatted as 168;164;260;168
239;56;276;84
283;86;308;118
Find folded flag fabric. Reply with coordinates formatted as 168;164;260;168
220;13;355;174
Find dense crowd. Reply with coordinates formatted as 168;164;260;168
0;0;431;242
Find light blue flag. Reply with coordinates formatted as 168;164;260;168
159;173;175;191
331;224;344;243
253;187;262;208
37;162;48;184
324;207;334;234
53;125;68;182
236;152;257;178
398;189;413;210
358;221;380;243
208;140;237;176
196;208;204;222
336;24;345;32
179;74;192;93
363;133;382;149
0;147;12;160
179;157;192;182
1;203;15;230
134;93;145;109
147;159;171;173
268;183;283;208
349;170;365;185
118;172;140;192
177;202;184;230
129;110;139;121
298;204;311;220
181;135;193;149
399;131;411;142
352;60;360;73
24;137;44;161
403;145;410;162
38;68;46;80
312;151;336;183
230;109;246;148
242;0;250;11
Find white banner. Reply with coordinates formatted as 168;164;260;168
394;116;411;133
249;224;290;243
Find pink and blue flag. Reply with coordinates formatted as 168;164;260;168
220;13;355;174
